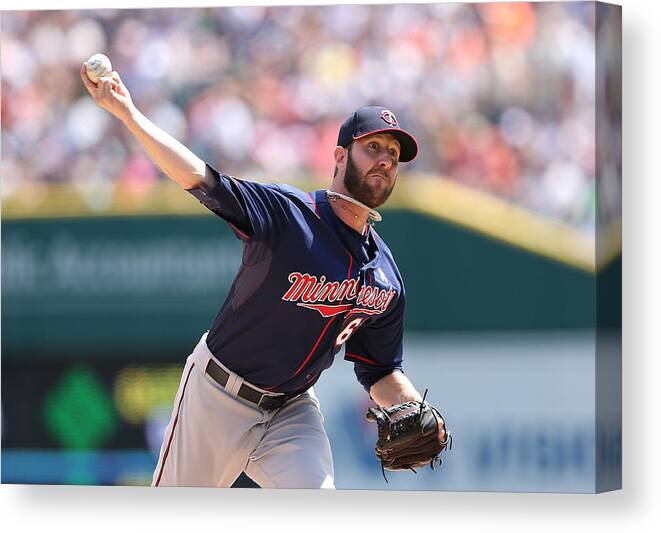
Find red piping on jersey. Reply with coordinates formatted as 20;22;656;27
307;192;320;218
346;253;353;279
291;316;338;378
228;222;250;240
345;352;385;366
155;362;195;486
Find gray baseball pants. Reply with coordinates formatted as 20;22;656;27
152;332;335;489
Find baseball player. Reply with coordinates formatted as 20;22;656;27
80;63;447;489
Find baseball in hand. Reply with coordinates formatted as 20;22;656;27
84;53;112;83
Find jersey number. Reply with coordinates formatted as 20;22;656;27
335;318;365;347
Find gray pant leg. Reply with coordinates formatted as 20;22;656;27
244;389;335;489
153;353;268;488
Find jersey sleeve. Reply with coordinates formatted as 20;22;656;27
343;292;405;392
187;164;287;244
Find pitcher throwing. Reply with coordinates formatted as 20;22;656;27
80;61;450;489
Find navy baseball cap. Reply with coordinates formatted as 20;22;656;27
337;106;418;162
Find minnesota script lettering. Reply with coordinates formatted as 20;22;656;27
281;272;396;318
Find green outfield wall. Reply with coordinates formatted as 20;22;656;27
2;212;606;360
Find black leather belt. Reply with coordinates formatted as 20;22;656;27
205;358;293;410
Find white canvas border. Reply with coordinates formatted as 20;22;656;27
2;0;656;531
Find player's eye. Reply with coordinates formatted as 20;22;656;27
390;149;399;159
369;142;378;150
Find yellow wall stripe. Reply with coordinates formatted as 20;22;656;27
1;176;620;272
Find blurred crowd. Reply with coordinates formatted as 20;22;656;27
1;3;621;227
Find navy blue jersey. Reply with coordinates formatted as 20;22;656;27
187;165;405;394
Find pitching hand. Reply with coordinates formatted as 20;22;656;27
80;64;135;122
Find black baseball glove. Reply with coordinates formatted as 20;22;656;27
366;391;451;481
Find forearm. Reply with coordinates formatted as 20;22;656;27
369;370;422;407
121;107;213;190
80;64;213;191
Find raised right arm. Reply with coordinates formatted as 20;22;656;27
80;63;215;191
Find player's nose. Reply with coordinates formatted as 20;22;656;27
378;158;393;170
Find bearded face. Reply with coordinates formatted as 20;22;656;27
342;146;397;208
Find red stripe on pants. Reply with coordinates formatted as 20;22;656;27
154;362;196;486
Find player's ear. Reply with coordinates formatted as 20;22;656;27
332;146;348;179
334;146;347;167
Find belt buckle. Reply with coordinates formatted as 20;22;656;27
258;393;285;411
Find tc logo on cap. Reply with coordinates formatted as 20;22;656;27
380;110;398;127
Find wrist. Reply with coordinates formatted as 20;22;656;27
118;103;140;127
